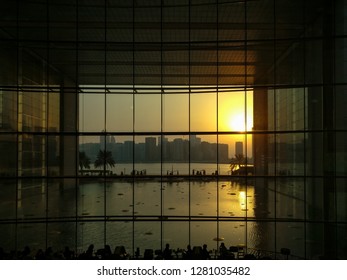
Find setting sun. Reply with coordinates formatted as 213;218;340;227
228;113;246;131
218;90;253;132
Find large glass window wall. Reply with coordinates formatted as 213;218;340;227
0;0;347;260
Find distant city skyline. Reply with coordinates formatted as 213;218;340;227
80;135;247;164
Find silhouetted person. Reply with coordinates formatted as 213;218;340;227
63;246;73;260
103;245;112;259
219;242;228;259
184;245;193;259
22;246;32;259
35;249;45;260
85;244;94;259
114;246;128;259
202;244;210;259
163;243;172;259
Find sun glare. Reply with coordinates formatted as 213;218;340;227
229;113;246;131
227;111;253;132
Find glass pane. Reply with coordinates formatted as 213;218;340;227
247;0;274;40
190;45;217;85
48;135;60;176
79;135;99;174
22;90;46;132
134;222;161;254
21;134;46;177
337;178;347;221
134;181;161;216
190;3;217;42
305;39;323;84
276;222;305;259
276;178;305;220
106;181;133;217
190;135;217;167
47;179;77;218
47;222;77;255
48;90;60;132
306;132;324;176
219;221;246;254
77;221;105;256
0;90;17;131
61;135;77;177
218;1;244;41
275;0;304;39
336;86;347;130
134;135;161;174
163;181;189;216
49;0;77;41
306;178;324;221
276;41;304;85
253;178;275;219
79;92;105;132
49;47;78;84
337;132;347;176
247;222;275;259
17;223;46;253
335;38;347;83
162;51;189;85
78;5;105;42
0;224;16;253
0;134;17;177
275;88;305;131
0;179;16;220
106;94;133;132
106;221;133;257
337;224;347;259
250;40;274;86
78;178;105;217
19;1;47;41
276;133;305;176
108;136;134;175
163;94;189;132
191;222;217;251
191;180;217;217
162;221;189;255
19;179;47;219
134;94;161;132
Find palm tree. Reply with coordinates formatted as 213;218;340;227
230;153;245;174
235;153;245;169
94;150;115;170
79;151;91;170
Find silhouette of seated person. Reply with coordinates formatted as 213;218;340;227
201;244;211;259
84;244;95;259
63;246;74;260
97;245;112;260
183;245;193;259
22;246;32;260
35;249;45;260
163;243;172;260
192;246;203;260
144;249;154;260
219;242;229;259
114;245;128;259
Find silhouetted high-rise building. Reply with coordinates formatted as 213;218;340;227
235;142;243;156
